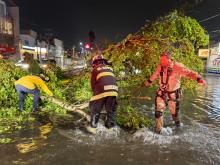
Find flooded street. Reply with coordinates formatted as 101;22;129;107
1;75;220;165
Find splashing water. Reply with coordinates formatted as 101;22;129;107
95;123;121;139
57;122;121;145
132;127;179;145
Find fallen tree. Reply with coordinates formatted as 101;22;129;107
0;11;209;138
103;11;209;89
41;96;90;121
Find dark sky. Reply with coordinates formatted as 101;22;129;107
14;0;220;48
190;0;220;41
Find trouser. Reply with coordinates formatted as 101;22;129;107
89;96;117;128
15;85;40;112
155;88;181;133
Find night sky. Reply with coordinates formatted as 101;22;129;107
14;0;220;48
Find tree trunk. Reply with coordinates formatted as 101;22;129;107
41;96;90;121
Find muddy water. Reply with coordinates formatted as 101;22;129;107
0;75;220;165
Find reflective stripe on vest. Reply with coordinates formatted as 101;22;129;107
97;66;113;71
96;72;115;80
104;85;118;91
90;91;118;101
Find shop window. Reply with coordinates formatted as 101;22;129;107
24;40;29;46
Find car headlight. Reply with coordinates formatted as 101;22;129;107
23;64;29;69
42;64;48;68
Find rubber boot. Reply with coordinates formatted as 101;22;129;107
155;116;164;134
105;114;115;129
86;113;99;134
90;113;100;128
172;114;180;127
105;121;115;129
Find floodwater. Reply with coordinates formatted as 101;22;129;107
0;75;220;165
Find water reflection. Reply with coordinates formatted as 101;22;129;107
195;76;220;124
16;123;53;154
1;76;220;165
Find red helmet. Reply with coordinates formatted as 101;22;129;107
160;51;172;67
160;51;171;59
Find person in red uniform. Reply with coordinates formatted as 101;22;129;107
144;52;206;134
87;54;118;133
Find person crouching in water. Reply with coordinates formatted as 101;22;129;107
87;54;118;134
144;51;206;134
15;74;53;112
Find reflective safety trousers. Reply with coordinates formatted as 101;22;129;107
155;88;181;133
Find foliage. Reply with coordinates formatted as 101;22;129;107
0;108;35;134
116;105;154;130
0;60;36;134
61;73;92;102
0;60;65;135
41;102;67;115
0;138;13;144
0;59;90;135
45;67;65;100
0;60;28;109
103;11;208;90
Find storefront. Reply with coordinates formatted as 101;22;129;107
0;0;15;56
206;55;220;74
20;45;47;59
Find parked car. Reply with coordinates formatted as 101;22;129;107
15;59;52;70
37;59;48;69
15;60;30;70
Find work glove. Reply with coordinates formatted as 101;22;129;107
198;79;206;86
144;81;150;88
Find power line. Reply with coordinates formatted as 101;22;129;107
199;12;220;23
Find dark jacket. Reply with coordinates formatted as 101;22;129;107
90;64;118;101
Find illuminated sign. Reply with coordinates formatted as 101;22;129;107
0;16;13;36
0;46;15;53
198;49;209;58
20;45;48;56
207;55;220;74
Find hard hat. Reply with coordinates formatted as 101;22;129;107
160;51;172;58
92;54;107;65
39;73;50;82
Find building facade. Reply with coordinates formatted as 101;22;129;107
48;38;66;68
20;30;47;59
0;0;19;55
